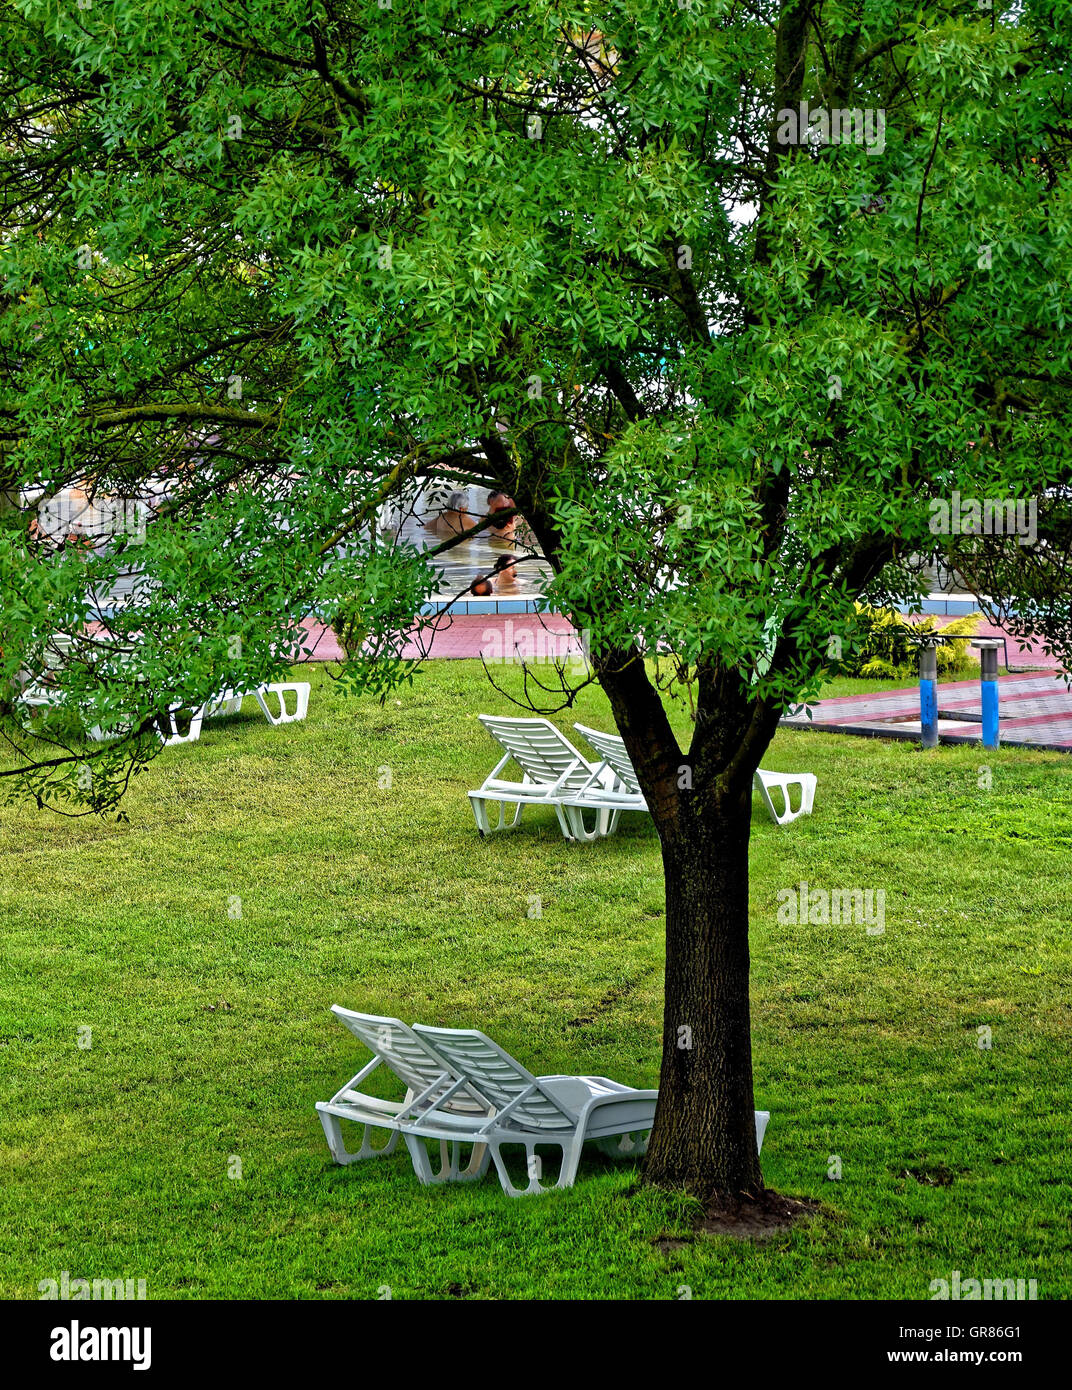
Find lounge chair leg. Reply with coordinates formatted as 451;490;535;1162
556;1138;585;1190
317;1110;399;1165
594;1130;651;1159
254;683;309;725
448;1142;491;1182
402;1134;471;1185
486;1142;578;1196
403;1134;438;1185
562;804;605;843
487;1143;534;1197
466;1144;493;1180
469;796;525;836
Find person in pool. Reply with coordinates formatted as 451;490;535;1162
485;490;517;541
427;489;478;538
493;557;521;593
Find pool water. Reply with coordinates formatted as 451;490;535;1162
393;515;552;603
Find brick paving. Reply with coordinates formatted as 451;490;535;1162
782;672;1072;751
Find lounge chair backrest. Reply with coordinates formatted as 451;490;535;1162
45;632;75;667
412;1024;579;1130
573;724;641;794
330;1006;472;1099
27;631;75;681
477;715;591;787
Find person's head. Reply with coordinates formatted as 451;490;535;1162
487;494;516;537
446;489;469;513
470;574;493;597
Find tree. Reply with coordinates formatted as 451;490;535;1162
2;0;1071;1206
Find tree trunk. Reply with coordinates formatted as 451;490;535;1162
641;782;764;1200
0;483;19;719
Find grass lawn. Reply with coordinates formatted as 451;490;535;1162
1;660;1069;1300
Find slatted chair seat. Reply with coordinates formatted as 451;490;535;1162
403;1025;666;1196
315;1006;493;1182
574;723;817;828
467;715;623;842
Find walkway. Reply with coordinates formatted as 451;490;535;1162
297;612;583;663
782;671;1072;752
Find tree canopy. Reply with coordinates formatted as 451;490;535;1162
3;0;1072;1199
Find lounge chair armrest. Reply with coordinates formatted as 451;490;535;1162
581;1087;659;1113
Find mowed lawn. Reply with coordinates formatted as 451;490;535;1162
1;661;1070;1300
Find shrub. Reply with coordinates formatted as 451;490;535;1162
839;605;981;679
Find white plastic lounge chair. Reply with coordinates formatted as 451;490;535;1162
400;1025;658;1196
315;1006;492;1181
86;704;202;746
16;632;76;717
468;715;621;842
204;682;310;726
18;636;196;747
90;682;309;747
753;769;816;826
574;723;816;828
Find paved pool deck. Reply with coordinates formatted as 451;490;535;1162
781;670;1072;752
297;612;583;663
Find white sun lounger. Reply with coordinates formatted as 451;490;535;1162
17;635;195;747
404;1024;663;1196
574;723;816;828
19;633;309;746
205;682;310;726
90;681;310;748
752;768;816;825
467;715;622;842
16;632;76;716
315;1006;493;1181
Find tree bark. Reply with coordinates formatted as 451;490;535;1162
0;482;19;718
641;779;764;1200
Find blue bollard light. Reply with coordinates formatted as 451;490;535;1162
919;641;938;748
972;639;1001;750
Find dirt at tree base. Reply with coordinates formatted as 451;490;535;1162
653;1189;820;1253
697;1188;820;1240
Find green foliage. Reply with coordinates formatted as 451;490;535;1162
1;1;1071;809
840;605;982;680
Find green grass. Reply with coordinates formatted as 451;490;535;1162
1;661;1070;1299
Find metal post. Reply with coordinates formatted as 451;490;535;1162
972;639;1001;750
919;641;938;748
